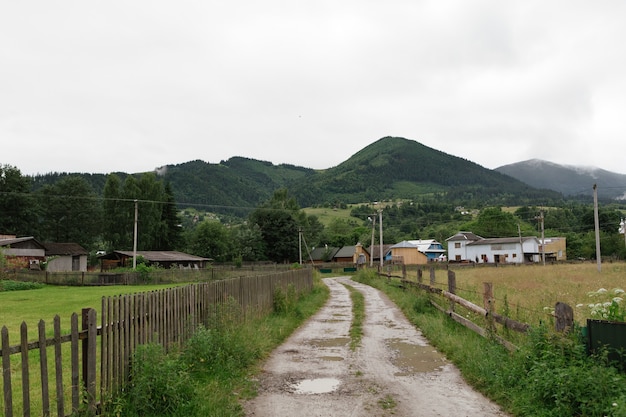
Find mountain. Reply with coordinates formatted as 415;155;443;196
288;137;562;206
495;159;626;200
28;137;564;210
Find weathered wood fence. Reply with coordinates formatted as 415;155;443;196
393;267;574;351
1;268;312;417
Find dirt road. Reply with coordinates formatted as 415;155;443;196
244;277;508;416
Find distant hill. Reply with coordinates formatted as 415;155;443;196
28;137;564;210
288;137;562;206
495;159;626;200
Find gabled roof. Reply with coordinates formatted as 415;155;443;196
308;246;340;261
43;242;89;256
102;250;210;262
0;236;45;249
368;244;394;259
334;246;358;258
446;232;484;242
389;240;417;249
391;240;446;254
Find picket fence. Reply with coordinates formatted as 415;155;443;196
1;268;313;417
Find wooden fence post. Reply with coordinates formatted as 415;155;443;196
447;270;456;312
554;302;573;333
2;326;13;417
402;264;406;280
417;267;423;284
82;308;97;413
429;267;436;286
483;282;495;333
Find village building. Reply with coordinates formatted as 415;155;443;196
446;231;567;264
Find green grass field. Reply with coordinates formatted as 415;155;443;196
0;283;182;342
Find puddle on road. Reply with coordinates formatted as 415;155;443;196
320;355;344;361
388;339;447;375
309;337;350;348
293;378;341;394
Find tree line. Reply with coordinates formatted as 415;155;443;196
2;163;625;266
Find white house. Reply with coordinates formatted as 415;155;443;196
446;232;542;264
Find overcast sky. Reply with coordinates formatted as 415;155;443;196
2;1;626;176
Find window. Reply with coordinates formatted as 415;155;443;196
454;242;461;248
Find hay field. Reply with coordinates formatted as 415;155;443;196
438;262;626;326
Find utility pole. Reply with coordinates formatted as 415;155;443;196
298;227;303;265
379;209;383;269
133;199;138;270
539;210;546;266
593;184;602;272
369;215;376;267
620;218;626;249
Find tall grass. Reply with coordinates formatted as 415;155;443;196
356;268;626;416
103;274;330;417
421;262;626;325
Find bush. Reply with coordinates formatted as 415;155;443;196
0;280;45;292
180;325;262;378
273;283;299;315
121;344;197;416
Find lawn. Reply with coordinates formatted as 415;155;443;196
0;283;182;341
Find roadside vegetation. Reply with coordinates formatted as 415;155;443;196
342;283;365;350
355;268;626;417
101;274;329;417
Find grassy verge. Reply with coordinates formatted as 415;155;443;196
104;274;330;417
342;283;365;350
354;269;626;417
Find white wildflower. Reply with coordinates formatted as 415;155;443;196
613;297;623;303
614;288;625;295
597;288;608;294
576;303;584;308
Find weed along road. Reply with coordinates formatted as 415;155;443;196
244;277;508;417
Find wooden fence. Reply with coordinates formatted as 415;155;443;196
8;263;297;286
388;267;574;351
1;268;313;417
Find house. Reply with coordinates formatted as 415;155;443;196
0;236;46;269
541;237;567;262
407;239;447;261
389;241;428;265
387;239;447;265
308;246;341;264
43;242;89;272
446;231;554;264
99;251;211;270
368;244;394;265
332;243;370;265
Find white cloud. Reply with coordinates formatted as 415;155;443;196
2;0;626;175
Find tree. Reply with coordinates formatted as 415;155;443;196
249;189;314;263
37;176;102;248
0;164;36;236
187;221;232;262
230;223;266;262
103;174;133;250
155;181;182;251
465;207;520;238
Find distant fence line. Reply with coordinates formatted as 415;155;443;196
4;263;300;286
1;268;313;417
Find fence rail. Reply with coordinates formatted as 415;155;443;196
1;268;313;417
384;267;574;352
6;264;299;286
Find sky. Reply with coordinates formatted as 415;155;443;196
2;1;626;176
